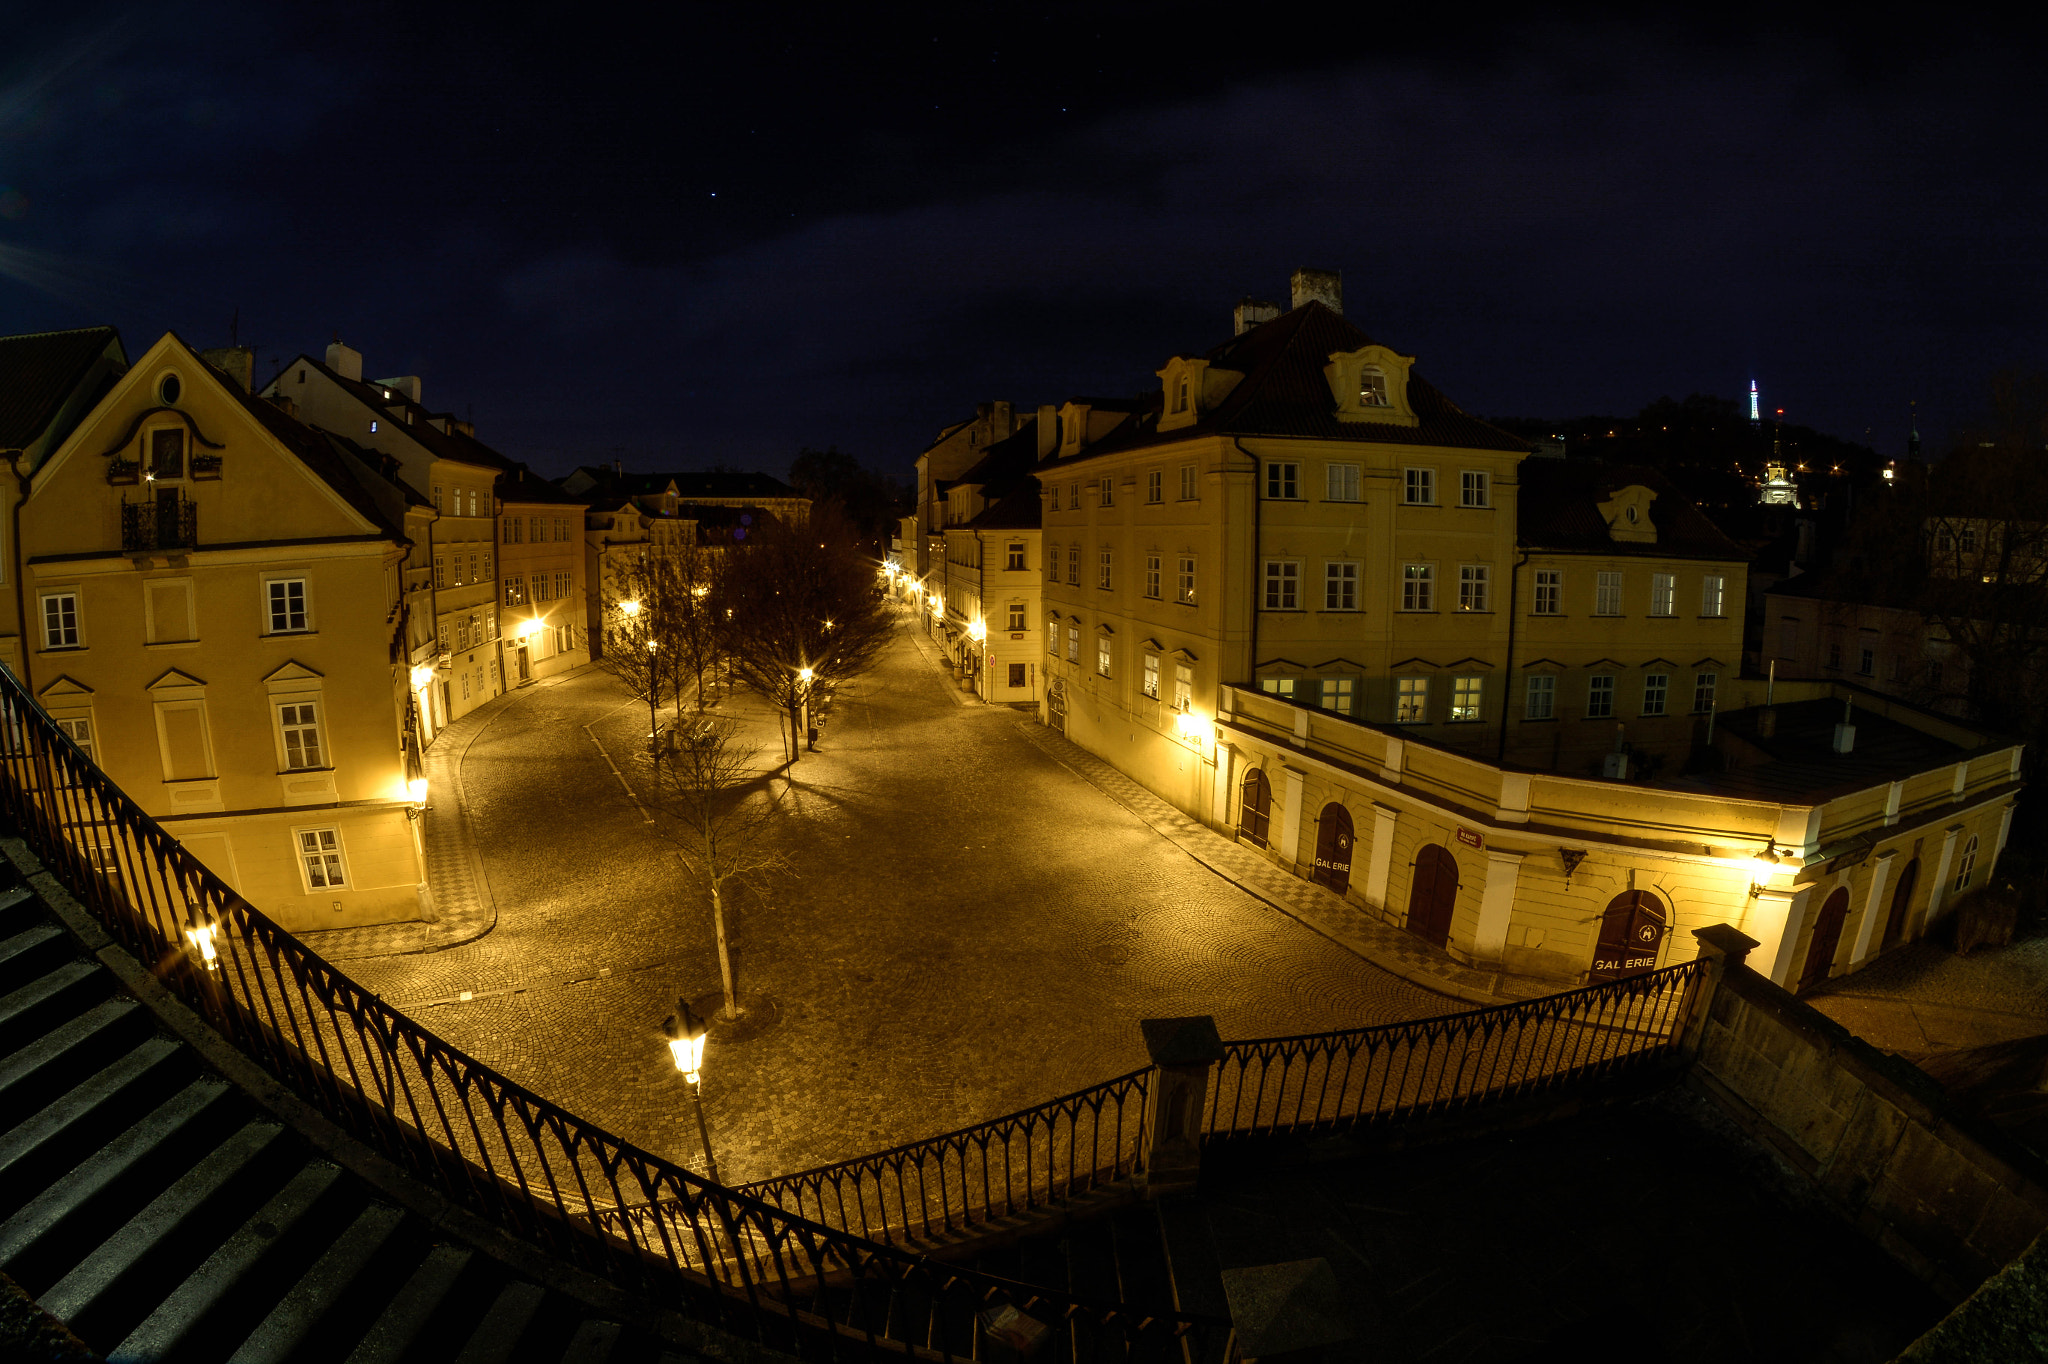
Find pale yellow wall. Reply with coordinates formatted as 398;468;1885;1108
499;498;589;682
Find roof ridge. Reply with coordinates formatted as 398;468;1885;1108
0;324;119;343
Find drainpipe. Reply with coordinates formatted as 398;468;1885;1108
975;528;988;702
5;449;31;697
1235;440;1261;690
1496;547;1532;766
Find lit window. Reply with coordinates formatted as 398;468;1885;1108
1147;471;1162;504
1525;675;1556;720
1006;541;1025;571
297;828;347;889
1458;565;1490;612
1066;546;1079;585
1587;674;1615;718
1098;547;1113;590
1359;367;1389;407
1533;569;1561;615
1953;834;1978;891
1179;465;1198;501
1174;376;1190;413
41;592;80;649
1320;676;1355;715
1402;564;1434;611
1097;637;1112;677
1067;625;1080;662
1642;673;1669;716
1460;471;1489;508
279;703;324;770
57;716;93;761
1327;463;1361;501
1177;556;1197;604
1048;621;1059;655
1650;573;1675;616
1259;676;1296;698
1395;677;1429;723
1144;654;1160;699
1451;676;1483;721
1702;574;1726;617
1173;663;1193;711
1404;468;1435;505
1595;571;1622;616
1324;562;1357;611
1145;554;1162;599
1693;672;1717;714
1265;462;1299;499
1263;560;1299;610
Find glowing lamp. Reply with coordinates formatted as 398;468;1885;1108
1753;840;1782;867
519;618;542;641
799;667;814;683
620;599;642;617
409;664;435;691
184;922;221;972
407;776;429;805
968;619;986;642
1174;709;1206;740
662;1004;708;1083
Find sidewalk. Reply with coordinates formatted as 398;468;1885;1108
902;623;1550;1006
1804;932;2048;1058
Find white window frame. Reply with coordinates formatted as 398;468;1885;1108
1401;563;1435;612
1006;601;1026;631
1324;561;1358;611
1458;565;1490;612
1395;677;1429;724
1642;673;1669;717
1595;571;1623;616
1146;471;1163;504
277;700;326;771
1533;569;1561;616
1650;573;1676;617
1099;476;1114;507
1177;555;1196;604
56;715;94;761
1403;467;1436;505
1525;674;1556;720
40;590;81;650
1954;834;1978;892
1587;674;1615;719
1173;663;1194;712
1460;470;1490;508
1319;676;1356;715
1096;636;1112;678
1143;653;1160;699
1066;546;1080;585
1066;624;1080;663
1179;464;1198;501
294;826;349;891
1450;675;1484;722
1693;672;1717;714
1359;367;1389;407
1048;621;1059;655
1262;559;1300;611
1265;462;1300;500
1701;574;1726;618
1258;676;1297;699
1006;541;1025;571
1326;462;1361;502
1145;554;1162;600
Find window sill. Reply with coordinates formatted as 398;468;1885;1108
1453;608;1495;616
1698;615;1728;621
1317;607;1362;614
1639;713;1669;720
1395;609;1437;615
264;629;318;638
1457;504;1493;511
1531;612;1568;619
279;766;337;776
1401;501;1439;509
1520;716;1558;723
144;640;202;650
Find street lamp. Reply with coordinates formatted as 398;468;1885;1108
661;1001;721;1184
798;666;816;751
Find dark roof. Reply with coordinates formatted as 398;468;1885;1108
1516;460;1749;561
572;467;800;501
278;354;513;474
0;326;124;450
1043;303;1528;466
954;419;1042;493
1665;696;1988;802
963;479;1043;530
492;466;585;507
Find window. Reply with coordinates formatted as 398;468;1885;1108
279;702;324;770
1173;663;1193;711
1650;573;1675;617
1066;546;1079;585
1143;653;1160;699
1173;375;1190;413
1327;462;1361;502
1401;564;1434;611
1450;676;1483;722
1006;602;1025;631
468;489;479;517
1324;561;1358;611
266;579;308;634
1693;672;1717;713
1265;462;1299;500
1147;471;1163;504
1145;554;1162;599
433;486;443;513
1396;677;1429;723
1066;625;1080;662
433;556;447;589
1258;677;1296;698
1320;676;1356;715
57;716;93;761
556;572;572;600
41;592;79;649
1263;560;1299;610
1827;642;1843;670
1006;541;1025;571
1048;621;1059;655
1595;571;1622;616
1100;476;1114;507
481;552;492;581
1642;673;1669;716
1097;636;1112;677
1098;547;1113;590
1177;556;1196;604
150;428;185;480
556;517;570;541
297;828;347;889
1046;544;1060;581
1702;574;1726;617
1068;484;1080;511
1404;467;1436;505
1534;569;1561;615
1179;464;1198;501
1458;565;1490;612
1359;367;1389;407
505;517;522;544
504;577;527;607
1953;834;1979;892
1587;674;1615;718
1460;471;1490;508
450;555;464;587
1858;647;1875;676
1008;663;1026;688
1525;674;1556;720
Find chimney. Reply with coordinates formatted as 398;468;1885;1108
1289;268;1343;315
1233;299;1280;336
1832;698;1856;755
373;375;422;404
1037;405;1058;460
199;346;255;393
326;340;363;381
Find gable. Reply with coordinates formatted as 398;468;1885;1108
1322;344;1419;427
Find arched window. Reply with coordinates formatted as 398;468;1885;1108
1359;366;1389;407
1954;834;1979;892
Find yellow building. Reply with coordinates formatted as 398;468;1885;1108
933;416;1050;704
18;333;427;932
496;468;589;684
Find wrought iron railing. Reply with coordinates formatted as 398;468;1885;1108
599;1069;1150;1251
120;496;198;551
1207;960;1705;1141
0;671;1223;1361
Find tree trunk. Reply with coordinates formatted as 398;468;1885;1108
710;880;739;1019
787;700;803;764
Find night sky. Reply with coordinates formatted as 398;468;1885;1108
4;5;2045;477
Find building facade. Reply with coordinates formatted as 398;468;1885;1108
496;468;588;685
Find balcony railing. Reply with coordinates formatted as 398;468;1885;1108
121;496;199;552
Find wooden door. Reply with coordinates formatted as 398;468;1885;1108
1799;887;1852;990
1881;860;1920;953
1589;890;1667;982
1238;768;1272;849
1312;802;1354;894
1046;678;1066;735
1405;844;1459;947
516;646;531;682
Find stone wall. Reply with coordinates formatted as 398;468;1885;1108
1693;963;2048;1301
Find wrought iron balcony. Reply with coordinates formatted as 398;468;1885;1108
121;496;199;552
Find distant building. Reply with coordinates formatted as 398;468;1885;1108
1759;459;1802;507
930;417;1049;705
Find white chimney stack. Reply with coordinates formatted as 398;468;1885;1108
326;340;363;382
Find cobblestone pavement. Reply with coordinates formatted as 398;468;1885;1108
335;621;1453;1186
1804;930;2048;1057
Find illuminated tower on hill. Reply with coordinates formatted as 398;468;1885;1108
1749;379;1761;426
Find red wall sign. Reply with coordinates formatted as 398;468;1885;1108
1456;827;1484;850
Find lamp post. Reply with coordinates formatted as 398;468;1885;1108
798;666;815;751
621;599;659;749
662;1001;721;1184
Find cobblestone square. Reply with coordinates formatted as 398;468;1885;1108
337;618;1452;1184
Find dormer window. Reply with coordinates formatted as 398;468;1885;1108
1174;377;1190;414
1359;367;1389;407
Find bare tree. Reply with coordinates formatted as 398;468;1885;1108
721;506;896;765
646;717;790;1021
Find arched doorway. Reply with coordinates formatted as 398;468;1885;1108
1312;802;1354;895
1799;887;1852;990
1405;845;1460;947
1238;768;1272;849
1589;890;1667;982
1881;859;1920;953
1047;678;1066;735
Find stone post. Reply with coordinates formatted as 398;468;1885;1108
1137;1015;1224;1197
1682;923;1759;1057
